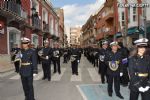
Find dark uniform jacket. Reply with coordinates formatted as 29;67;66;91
99;48;108;62
11;47;20;61
20;49;38;77
105;50;123;76
41;47;52;63
129;55;150;92
70;48;79;62
52;48;61;61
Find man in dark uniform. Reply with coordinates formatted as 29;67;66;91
63;48;68;63
118;42;129;86
70;45;80;75
98;40;109;83
105;41;124;99
39;40;52;81
52;43;61;74
20;37;38;100
11;44;20;73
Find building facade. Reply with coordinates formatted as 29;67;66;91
70;27;81;46
55;8;65;47
0;0;62;71
81;15;97;47
81;0;150;48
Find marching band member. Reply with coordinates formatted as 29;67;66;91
129;38;150;100
20;37;38;100
105;41;124;99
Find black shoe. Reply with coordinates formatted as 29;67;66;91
116;94;124;99
53;71;56;74
76;73;78;76
108;93;112;97
48;78;51;81
42;77;46;80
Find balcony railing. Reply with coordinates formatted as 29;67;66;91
43;22;49;32
32;16;41;30
0;1;27;19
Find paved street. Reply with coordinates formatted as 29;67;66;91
0;56;132;100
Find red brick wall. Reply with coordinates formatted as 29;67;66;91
0;17;7;54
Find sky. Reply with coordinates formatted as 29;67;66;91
50;0;105;39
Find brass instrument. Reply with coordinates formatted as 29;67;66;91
38;49;44;57
38;49;47;60
71;55;77;62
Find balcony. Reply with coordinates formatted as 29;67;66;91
32;13;41;32
43;21;50;34
0;1;27;24
105;10;114;22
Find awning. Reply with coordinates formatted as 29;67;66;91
115;32;122;38
139;26;150;34
127;27;139;35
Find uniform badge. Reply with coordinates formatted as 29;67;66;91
99;55;105;62
109;61;119;71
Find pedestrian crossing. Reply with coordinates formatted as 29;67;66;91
71;68;82;81
1;67;101;82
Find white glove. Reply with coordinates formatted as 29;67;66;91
33;74;37;77
46;56;49;59
139;87;146;92
144;86;150;92
77;60;80;63
120;72;123;77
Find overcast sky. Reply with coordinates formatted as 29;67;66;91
51;0;105;40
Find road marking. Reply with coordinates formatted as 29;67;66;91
76;85;88;100
87;68;101;82
71;68;81;81
10;74;20;80
51;68;66;81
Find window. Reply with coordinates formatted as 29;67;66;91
128;7;130;23
122;12;125;20
121;12;125;26
122;21;125;26
133;7;137;21
31;34;38;47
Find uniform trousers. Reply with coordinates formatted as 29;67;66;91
21;75;35;100
130;89;150;100
107;75;121;95
42;62;51;79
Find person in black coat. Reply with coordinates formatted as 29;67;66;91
129;38;150;100
105;41;124;99
98;40;109;83
11;44;20;73
20;37;38;100
39;40;52;81
52;43;61;74
70;46;80;75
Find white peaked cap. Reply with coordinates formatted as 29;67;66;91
134;38;148;46
21;37;30;43
110;41;118;46
44;40;49;43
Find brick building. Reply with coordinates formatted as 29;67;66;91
81;0;150;48
55;8;65;47
70;27;81;47
0;0;62;71
81;15;97;47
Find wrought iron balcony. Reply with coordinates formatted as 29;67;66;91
32;14;41;31
43;21;49;33
0;1;27;20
